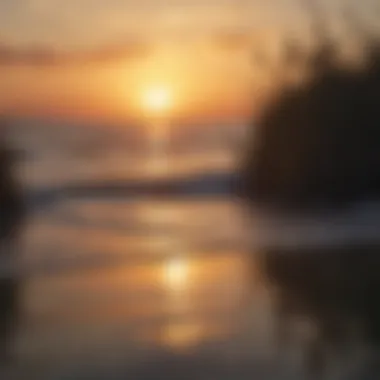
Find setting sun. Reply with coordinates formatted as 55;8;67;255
164;256;190;291
142;86;172;114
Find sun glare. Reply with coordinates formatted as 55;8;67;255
164;256;189;291
143;86;172;115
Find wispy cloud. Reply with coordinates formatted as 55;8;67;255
0;0;251;48
211;31;253;51
0;41;151;66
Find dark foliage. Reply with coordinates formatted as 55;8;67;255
258;244;380;376
240;38;380;211
0;120;26;243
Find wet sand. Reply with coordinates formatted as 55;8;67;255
0;198;379;379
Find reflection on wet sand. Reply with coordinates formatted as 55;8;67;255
0;129;25;369
258;244;380;378
13;194;380;379
21;248;249;364
15;230;380;379
0;277;19;364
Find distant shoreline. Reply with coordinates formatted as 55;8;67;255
28;171;240;208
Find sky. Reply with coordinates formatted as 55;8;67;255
0;0;293;49
0;0;379;124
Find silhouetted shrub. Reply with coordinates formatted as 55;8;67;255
240;36;380;211
0;119;26;243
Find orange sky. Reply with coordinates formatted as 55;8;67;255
0;41;255;124
0;0;378;124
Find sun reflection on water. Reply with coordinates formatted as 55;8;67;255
143;205;179;226
160;255;210;351
160;323;205;351
146;118;171;177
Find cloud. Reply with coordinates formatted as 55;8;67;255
0;41;151;66
0;0;248;49
211;31;253;51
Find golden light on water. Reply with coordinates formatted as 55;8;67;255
160;323;204;350
161;255;195;350
144;205;179;227
140;86;172;176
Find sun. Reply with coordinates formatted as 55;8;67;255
142;86;172;115
164;256;189;291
